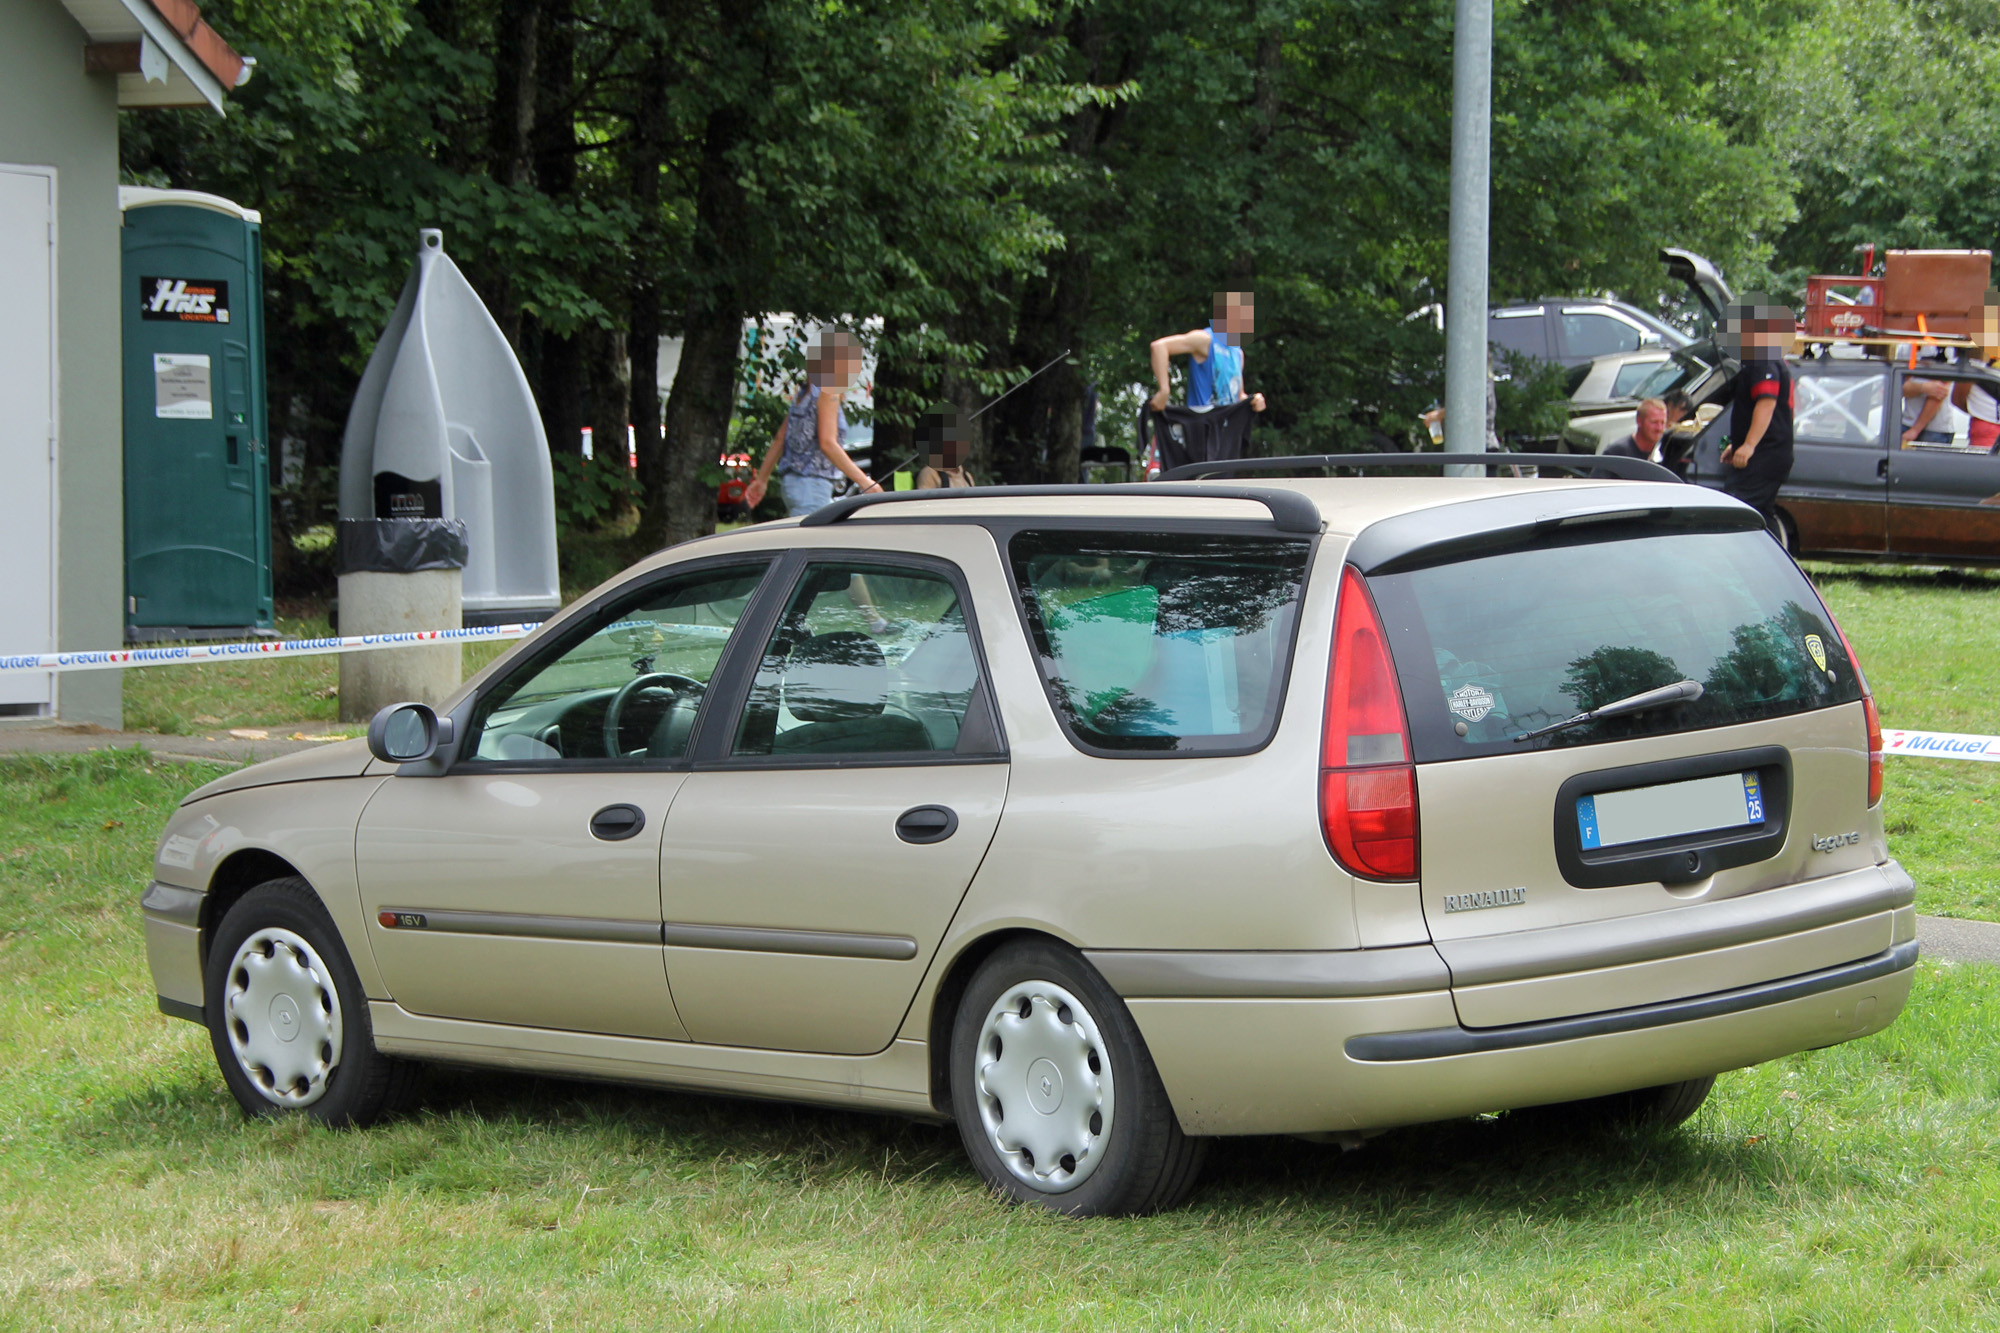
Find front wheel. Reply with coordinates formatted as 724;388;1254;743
204;878;413;1126
949;940;1206;1216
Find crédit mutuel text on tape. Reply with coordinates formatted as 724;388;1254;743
1881;729;2000;763
0;624;544;675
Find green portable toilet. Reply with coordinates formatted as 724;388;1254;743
120;188;273;641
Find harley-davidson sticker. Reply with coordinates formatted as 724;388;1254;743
1804;633;1828;672
1448;682;1496;722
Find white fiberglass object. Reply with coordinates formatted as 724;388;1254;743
338;229;560;621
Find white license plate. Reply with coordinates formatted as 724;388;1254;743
1576;771;1765;850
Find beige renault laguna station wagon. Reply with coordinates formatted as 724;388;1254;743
142;461;1914;1216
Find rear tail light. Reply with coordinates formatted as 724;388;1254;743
1321;566;1418;879
1861;691;1884;807
1832;621;1882;808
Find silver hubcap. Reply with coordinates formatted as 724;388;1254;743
222;926;343;1107
974;979;1114;1193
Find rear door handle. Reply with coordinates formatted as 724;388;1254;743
1878;458;1890;478
589;803;646;841
895;805;959;844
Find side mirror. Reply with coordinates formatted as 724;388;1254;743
366;702;455;764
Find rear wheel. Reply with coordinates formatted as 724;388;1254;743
949;940;1206;1216
204;878;413;1126
1531;1075;1715;1134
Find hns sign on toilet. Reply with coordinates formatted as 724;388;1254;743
140;275;229;323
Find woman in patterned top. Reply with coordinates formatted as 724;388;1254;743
746;329;881;517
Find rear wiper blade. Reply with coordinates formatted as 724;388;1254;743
1512;679;1704;744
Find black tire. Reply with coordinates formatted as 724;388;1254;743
204;877;414;1127
948;939;1207;1217
1531;1074;1716;1135
1772;508;1799;555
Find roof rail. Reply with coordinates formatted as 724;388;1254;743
797;483;1322;534
1161;452;1680;484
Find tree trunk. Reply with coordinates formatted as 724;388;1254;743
485;0;542;347
626;22;670;535
489;0;541;188
539;331;584;459
584;324;629;474
941;288;1015;483
647;107;749;551
871;316;928;474
531;0;575;196
528;0;579;460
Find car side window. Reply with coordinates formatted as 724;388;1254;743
1795;373;1884;446
732;562;983;759
1611;359;1666;398
1561;311;1643;360
1488;311;1548;361
464;564;768;763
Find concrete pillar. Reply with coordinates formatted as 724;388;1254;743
337;569;463;722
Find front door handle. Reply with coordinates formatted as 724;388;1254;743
895;805;959;845
589;803;647;841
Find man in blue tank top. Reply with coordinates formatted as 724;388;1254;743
1148;292;1269;414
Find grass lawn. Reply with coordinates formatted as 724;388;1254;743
1;750;1998;1329
1808;564;2000;922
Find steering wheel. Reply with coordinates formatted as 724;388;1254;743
603;672;703;757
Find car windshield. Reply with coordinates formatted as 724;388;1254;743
1011;531;1312;755
1366;527;1864;761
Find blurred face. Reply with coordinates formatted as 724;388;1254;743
1213;292;1255;344
1634;403;1668;447
808;334;864;389
1722;302;1793;358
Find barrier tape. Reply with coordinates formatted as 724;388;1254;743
0;632;1997;765
1882;728;2000;763
0;623;545;675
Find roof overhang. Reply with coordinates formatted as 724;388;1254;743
60;0;248;115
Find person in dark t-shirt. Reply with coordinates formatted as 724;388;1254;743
1720;296;1797;528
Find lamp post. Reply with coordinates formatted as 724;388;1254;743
1445;0;1493;471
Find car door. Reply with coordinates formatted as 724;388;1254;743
1782;365;1890;555
658;547;1009;1056
357;558;773;1039
1886;368;2000;560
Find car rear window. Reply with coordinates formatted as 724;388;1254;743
1010;531;1312;755
1365;527;1864;761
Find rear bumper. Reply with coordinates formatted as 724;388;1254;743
1112;861;1918;1137
1346;939;1916;1061
1129;945;1915;1136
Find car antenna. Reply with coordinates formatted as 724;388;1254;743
871;349;1073;480
966;349;1072;421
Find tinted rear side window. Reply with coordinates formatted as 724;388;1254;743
1367;528;1863;761
1011;531;1312;755
1489;312;1548;361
